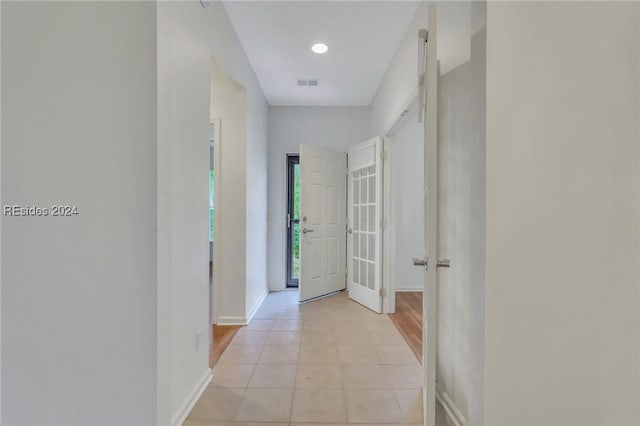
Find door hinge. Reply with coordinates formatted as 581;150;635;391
379;288;387;298
381;150;388;161
380;219;388;229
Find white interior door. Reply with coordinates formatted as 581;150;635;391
420;6;441;426
347;136;383;313
299;144;347;302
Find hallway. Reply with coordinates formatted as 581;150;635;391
185;291;446;425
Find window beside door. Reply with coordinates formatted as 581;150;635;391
286;155;300;287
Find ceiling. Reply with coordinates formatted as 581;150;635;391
223;1;422;106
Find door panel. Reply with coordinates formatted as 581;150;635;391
347;136;383;313
299;144;347;302
423;5;439;426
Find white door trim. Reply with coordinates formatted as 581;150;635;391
382;136;394;314
381;93;421;314
211;117;222;325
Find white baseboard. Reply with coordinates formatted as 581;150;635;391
394;286;424;292
172;368;212;426
217;316;247;326
217;289;269;326
268;282;287;292
246;289;269;324
436;383;467;426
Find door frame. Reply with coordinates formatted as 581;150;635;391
423;6;439;426
211;117;222;325
286;154;300;288
382;92;421;314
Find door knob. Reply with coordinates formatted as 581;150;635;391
412;257;428;269
436;259;450;269
302;228;314;234
413;257;450;270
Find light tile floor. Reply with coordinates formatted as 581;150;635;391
184;290;448;426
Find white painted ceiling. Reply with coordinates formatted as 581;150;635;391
223;1;422;106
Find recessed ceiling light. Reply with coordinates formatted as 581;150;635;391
311;43;328;54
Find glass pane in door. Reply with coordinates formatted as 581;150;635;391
287;156;301;287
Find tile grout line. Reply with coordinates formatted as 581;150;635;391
188;291;425;424
288;336;300;425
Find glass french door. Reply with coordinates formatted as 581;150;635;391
347;136;383;313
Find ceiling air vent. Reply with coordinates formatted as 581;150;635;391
296;79;319;87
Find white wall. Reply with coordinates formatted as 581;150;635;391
207;2;270;325
484;2;639;424
369;0;477;132
389;112;425;291
210;59;248;323
2;2;158;424
244;65;269;322
436;2;486;423
267;106;373;291
370;3;428;135
157;3;211;424
157;2;269;424
465;7;486;423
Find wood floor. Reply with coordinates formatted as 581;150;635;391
388;291;423;362
209;324;242;368
208;262;243;368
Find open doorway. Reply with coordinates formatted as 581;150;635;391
208;118;242;366
385;107;425;362
293;140;381;307
209;56;247;367
208;118;239;368
286;154;300;288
